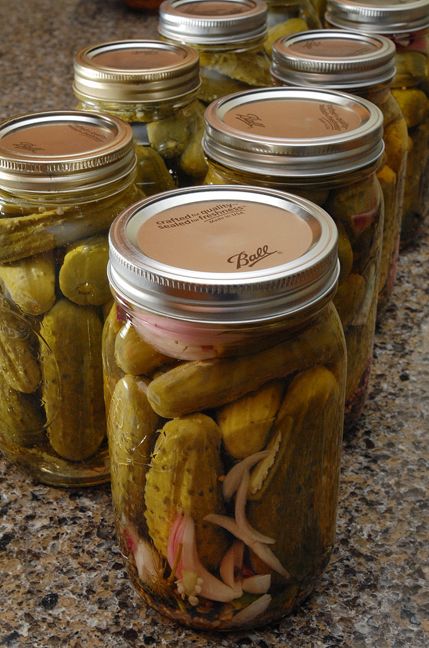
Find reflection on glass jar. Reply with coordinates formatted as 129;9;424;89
158;0;271;104
325;0;429;247
271;29;408;316
203;86;384;425
105;185;346;630
0;111;141;486
74;40;207;196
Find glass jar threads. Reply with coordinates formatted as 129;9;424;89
271;29;408;315
158;0;271;103
106;184;346;630
0;110;140;486
74;39;207;195
264;0;321;56
325;0;429;246
203;87;384;425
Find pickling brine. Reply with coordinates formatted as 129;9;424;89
105;185;346;630
0;111;140;486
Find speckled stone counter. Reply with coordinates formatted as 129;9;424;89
0;1;428;646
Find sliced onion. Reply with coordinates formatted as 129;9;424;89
229;594;272;626
134;539;162;584
220;541;244;589
242;574;271;594
251;542;290;578
167;512;186;572
235;471;275;545
222;451;269;501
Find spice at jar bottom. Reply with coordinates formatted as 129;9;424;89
105;184;346;630
0;110;141;487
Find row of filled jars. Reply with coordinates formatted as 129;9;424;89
0;0;428;632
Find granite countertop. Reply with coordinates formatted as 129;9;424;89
0;1;428;646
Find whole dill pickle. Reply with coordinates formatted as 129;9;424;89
102;303;124;412
108;375;160;535
59;235;110;306
40;299;105;461
0;373;44;447
0;251;55;315
114;321;170;376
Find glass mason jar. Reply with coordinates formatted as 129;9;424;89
203;87;384;425
74;40;207;196
106;185;346;630
271;29;408;317
158;0;272;104
264;0;321;56
325;0;429;247
0;111;141;487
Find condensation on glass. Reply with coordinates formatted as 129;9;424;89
0;111;140;486
105;185;346;630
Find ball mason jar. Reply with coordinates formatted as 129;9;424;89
325;0;429;246
74;40;207;196
0;111;140;487
271;29;408;317
203;87;384;425
106;185;346;630
264;0;321;56
158;0;271;104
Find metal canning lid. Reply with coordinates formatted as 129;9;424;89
203;87;384;177
271;30;396;90
158;0;267;45
108;185;339;323
326;0;429;34
74;40;200;103
0;111;135;194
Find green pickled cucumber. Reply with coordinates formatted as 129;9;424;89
217;381;284;459
377;165;398;299
0;252;55;316
0;296;41;393
334;273;367;329
40;299;105;461
147;115;191;159
383;115;409;174
102;303;124;412
248;366;342;578
147;305;340;418
394;51;428;88
179;128;207;179
135;144;176;195
391;88;429;129
108;375;160;535
0;373;44;447
265;18;309;57
337;224;353;282
59;236;110;306
144;413;227;570
114;321;169;376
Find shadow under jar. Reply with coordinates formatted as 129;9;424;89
203;87;385;427
271;29;408;318
105;185;346;630
158;0;272;104
325;0;429;247
74;39;207;196
0;111;141;487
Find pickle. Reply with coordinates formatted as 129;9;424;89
248;366;342;578
0;373;44;447
114;321;170;376
108;375;160;535
383;117;409;174
217;381;284;459
377;165;398;298
135;144;176;195
394;51;428;88
147;306;339;418
391;88;429;129
0;252;55;316
333;273;367;329
265;18;309;57
0;296;41;393
337;224;353;281
102;303;124;412
59;236;110;306
147;115;191;160
144;413;227;570
199;50;271;89
40;299;105;461
179;127;208;179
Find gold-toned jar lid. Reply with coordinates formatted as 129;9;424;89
272;30;396;89
0;111;135;194
326;0;429;34
108;185;339;324
203;86;384;178
158;0;267;45
74;40;200;103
